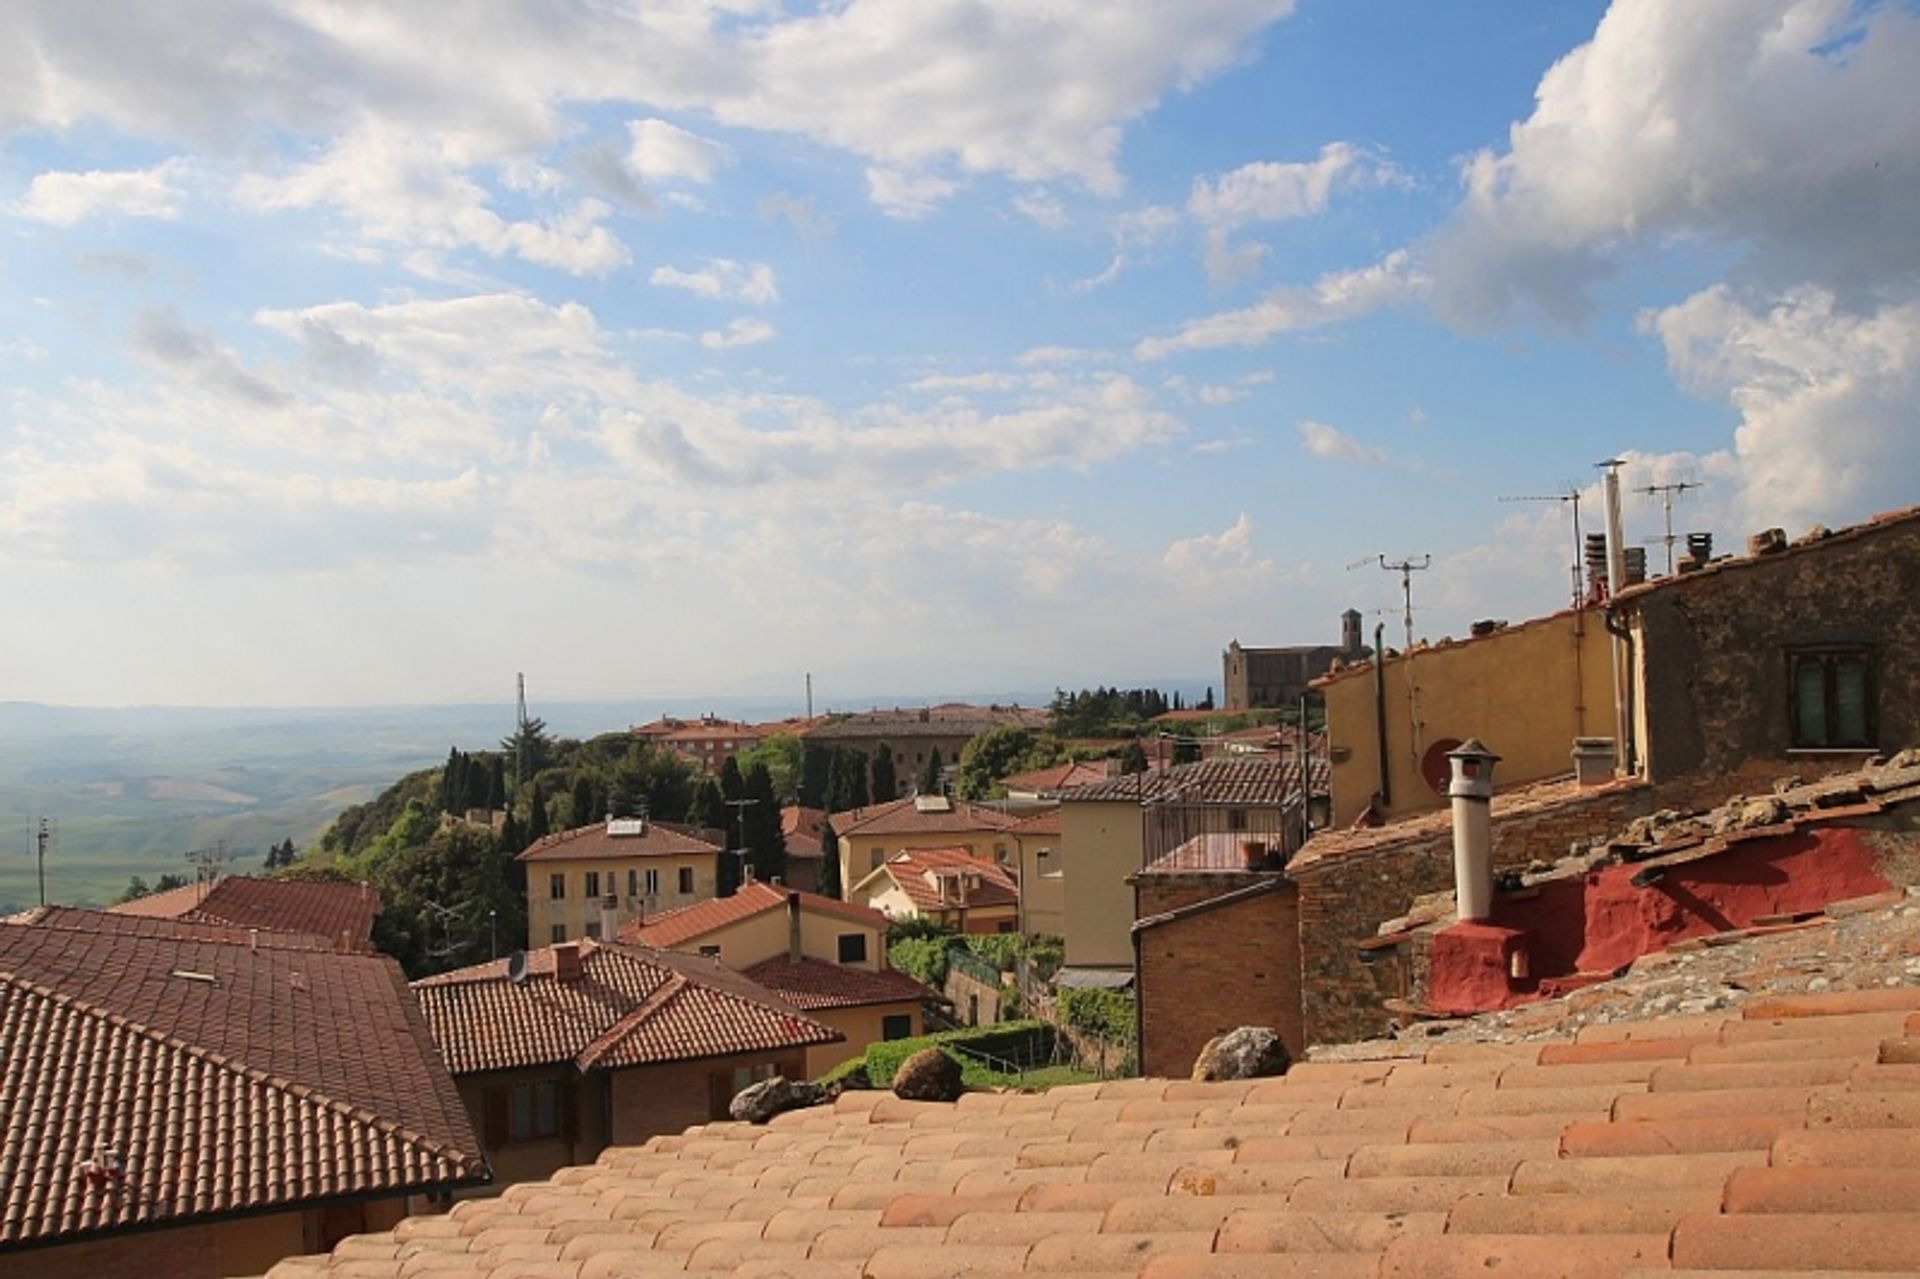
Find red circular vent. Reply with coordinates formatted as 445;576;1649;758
1421;738;1463;794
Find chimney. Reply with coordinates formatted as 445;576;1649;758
1748;527;1787;556
1447;739;1501;922
1584;532;1610;599
787;891;802;962
743;861;757;884
1571;737;1616;787
1680;531;1713;572
599;893;618;943
553;941;583;982
1622;546;1647;586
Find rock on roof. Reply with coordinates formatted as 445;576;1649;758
1058;755;1328;806
111;874;380;947
829;794;1022;837
412;939;842;1075
742;955;934;1011
269;981;1920;1279
515;818;725;863
624;881;887;950
0;910;484;1250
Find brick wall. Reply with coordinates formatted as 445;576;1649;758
21;1197;412;1279
1291;783;1655;1047
1135;874;1301;1078
607;1050;805;1147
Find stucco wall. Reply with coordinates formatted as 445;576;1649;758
837;828;1010;904
608;1049;807;1146
659;905;885;971
1322;610;1617;826
526;853;718;947
1060;799;1143;969
803;1002;921;1076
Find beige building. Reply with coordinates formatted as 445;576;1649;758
831;794;1022;898
625;881;931;1074
850;846;1021;936
1007;807;1066;937
517;817;725;948
1055;757;1322;971
1316;607;1616;827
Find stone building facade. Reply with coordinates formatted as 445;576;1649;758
1222;609;1369;712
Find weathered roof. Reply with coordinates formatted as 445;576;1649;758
111;874;380;947
270;981;1920;1279
856;847;1020;915
412;939;841;1075
742;955;933;1011
0;910;484;1250
1058;756;1328;806
1000;760;1112;794
1612;501;1920;603
624;881;887;950
781;804;829;855
1009;808;1062;837
516;819;725;863
830;794;1022;838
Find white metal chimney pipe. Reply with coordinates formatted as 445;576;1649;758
1447;739;1501;922
599;893;619;943
1599;459;1631;773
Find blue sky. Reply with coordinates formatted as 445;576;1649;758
2;0;1916;708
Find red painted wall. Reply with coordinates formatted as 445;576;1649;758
1427;827;1889;1014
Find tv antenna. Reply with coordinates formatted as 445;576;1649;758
1500;486;1585;609
724;797;761;888
422;897;468;963
1350;554;1432;770
1639;480;1702;576
33;818;55;908
183;839;232;898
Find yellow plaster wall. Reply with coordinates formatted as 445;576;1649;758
654;904;886;971
1321;610;1618;826
525;854;718;948
1059;800;1142;969
803;1001;922;1076
835;828;1011;903
1012;830;1065;938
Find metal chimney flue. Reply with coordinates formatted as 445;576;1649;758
1447;739;1501;922
599;893;619;944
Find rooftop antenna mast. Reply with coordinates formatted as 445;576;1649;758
1499;487;1585;609
1377;555;1431;659
34;818;54;908
421;897;468;963
183;839;232;900
1639;480;1702;576
514;672;530;785
1349;554;1432;773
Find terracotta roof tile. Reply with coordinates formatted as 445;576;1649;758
1059;756;1327;806
625;881;887;949
0;910;484;1251
517;819;725;864
741;956;933;1010
108;875;381;946
412;938;842;1074
855;847;1019;914
828;795;1022;838
271;986;1920;1279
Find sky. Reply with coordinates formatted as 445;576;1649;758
2;0;1917;710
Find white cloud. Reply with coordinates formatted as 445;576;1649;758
1296;420;1387;465
910;372;1026;394
1017;345;1103;367
1188;142;1362;228
1427;0;1920;327
16;160;186;224
1201;227;1268;288
1644;284;1920;531
1136;249;1425;359
1163;512;1258;570
626;118;727;184
865;167;960;219
758;190;834;237
1013;190;1069;229
1162;375;1244;406
650;258;780;305
699;317;777;350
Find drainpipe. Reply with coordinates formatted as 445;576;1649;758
1447;739;1501;922
1372;624;1392;811
1602;605;1639;776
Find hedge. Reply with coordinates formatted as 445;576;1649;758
1058;987;1135;1042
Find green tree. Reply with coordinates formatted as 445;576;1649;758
526;779;549;842
569;772;597;828
918;747;944;795
718;755;745;804
1171;736;1200;765
116;875;151;904
485;756;506;810
958;727;1067;799
1119;740;1149;774
800;742;834;808
500;717;554;788
828;748;868;811
818;815;841;899
737;733;803;801
742;762;785;884
687;778;726;837
870;742;898;801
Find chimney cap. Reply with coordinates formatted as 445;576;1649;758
1446;738;1501;763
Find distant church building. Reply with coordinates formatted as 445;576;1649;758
1223;610;1370;711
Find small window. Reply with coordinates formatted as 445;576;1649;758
627;869;638;898
678;866;695;894
882;1014;913;1040
837;933;868;964
1790;648;1875;748
584;871;600;899
506;1079;560;1142
549;872;566;900
869;848;883;871
584;920;601;940
996;920;1016;933
644;868;661;895
550;923;567;944
698;944;722;958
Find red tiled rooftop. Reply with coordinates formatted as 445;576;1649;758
623;880;887;949
742;955;934;1010
516;817;726;863
1058;755;1328;806
268;982;1920;1279
110;874;381;947
412;938;842;1075
830;794;1023;837
1009;808;1062;837
781;804;829;855
1001;760;1112;794
0;909;484;1249
858;846;1020;914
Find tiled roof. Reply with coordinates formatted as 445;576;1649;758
413;939;841;1075
742;955;934;1011
11;904;343;952
1001;760;1112;794
624;881;887;949
268;983;1920;1279
1009;808;1062;837
830;794;1023;837
1059;756;1329;806
516;819;725;863
781;805;829;856
861;847;1020;915
1613;501;1920;603
0;910;484;1249
111;875;381;947
1290;775;1649;872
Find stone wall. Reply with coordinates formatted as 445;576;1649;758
1135;873;1301;1077
1291;782;1655;1047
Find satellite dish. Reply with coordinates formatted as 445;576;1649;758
506;950;529;985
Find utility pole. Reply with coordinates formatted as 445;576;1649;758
724;797;760;890
34;818;52;908
515;672;529;787
1640;480;1701;576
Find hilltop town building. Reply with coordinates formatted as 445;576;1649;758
805;704;1050;798
849;846;1021;934
828;793;1022;897
1222;608;1369;711
516;818;727;948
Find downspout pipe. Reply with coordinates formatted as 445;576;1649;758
1603;605;1639;776
1372;624;1392;810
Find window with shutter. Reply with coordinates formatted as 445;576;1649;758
1789;647;1876;749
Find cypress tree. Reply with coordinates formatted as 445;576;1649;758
485;756;506;810
1119;740;1148;774
918;747;943;795
818;815;842;899
719;756;745;804
688;778;725;836
800;743;833;809
569;773;595;828
870;743;897;800
526;779;549;842
743;763;785;884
